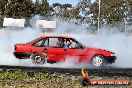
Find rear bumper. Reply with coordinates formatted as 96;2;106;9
14;52;31;59
105;56;117;64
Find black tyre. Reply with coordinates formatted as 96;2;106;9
30;53;47;64
80;77;90;86
91;55;106;68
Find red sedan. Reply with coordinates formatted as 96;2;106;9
14;36;116;67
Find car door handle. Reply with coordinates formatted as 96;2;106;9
64;49;67;51
44;48;47;50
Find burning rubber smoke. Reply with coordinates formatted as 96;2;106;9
0;17;132;68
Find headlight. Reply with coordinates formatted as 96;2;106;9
111;53;115;56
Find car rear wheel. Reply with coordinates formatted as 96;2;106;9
91;55;106;68
30;53;47;64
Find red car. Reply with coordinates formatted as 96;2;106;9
14;35;116;67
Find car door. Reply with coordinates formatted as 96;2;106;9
31;37;49;53
31;37;65;61
63;38;88;62
45;37;65;61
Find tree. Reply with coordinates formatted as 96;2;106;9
75;0;92;25
0;0;8;26
90;0;132;25
52;3;62;17
52;3;72;19
5;0;33;18
71;7;80;18
61;4;72;19
0;0;8;16
34;0;51;16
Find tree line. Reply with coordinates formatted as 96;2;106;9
0;0;132;30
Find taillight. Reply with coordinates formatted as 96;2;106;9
111;52;115;56
14;45;17;50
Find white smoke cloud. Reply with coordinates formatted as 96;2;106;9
0;27;41;66
0;16;132;68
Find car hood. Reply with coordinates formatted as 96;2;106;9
86;46;114;53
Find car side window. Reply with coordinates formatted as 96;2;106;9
61;38;82;49
41;39;48;46
70;39;83;49
33;38;48;47
61;38;71;48
49;38;60;47
33;40;43;46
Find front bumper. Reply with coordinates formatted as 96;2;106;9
105;56;117;64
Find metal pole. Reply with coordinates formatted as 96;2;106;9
97;0;101;32
124;20;127;39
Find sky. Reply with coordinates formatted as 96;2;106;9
48;0;78;6
48;0;96;6
32;0;96;6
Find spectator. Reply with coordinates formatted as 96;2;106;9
64;41;71;48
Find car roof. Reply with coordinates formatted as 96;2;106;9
41;35;72;38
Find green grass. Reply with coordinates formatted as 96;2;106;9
0;70;27;79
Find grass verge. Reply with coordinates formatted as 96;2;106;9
0;70;131;88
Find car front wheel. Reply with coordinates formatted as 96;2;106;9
30;53;47;64
91;55;106;68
